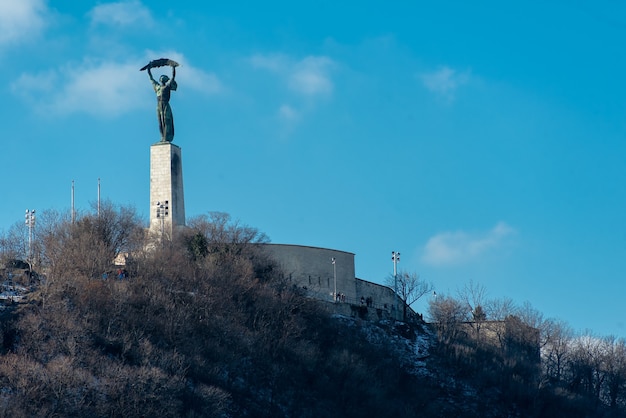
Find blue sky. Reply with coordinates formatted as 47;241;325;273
2;0;626;338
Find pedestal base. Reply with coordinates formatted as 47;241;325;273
149;142;185;237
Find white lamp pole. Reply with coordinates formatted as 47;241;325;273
71;180;75;224
97;178;101;218
25;209;36;271
332;257;337;302
392;251;400;319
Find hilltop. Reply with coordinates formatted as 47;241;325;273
0;206;624;417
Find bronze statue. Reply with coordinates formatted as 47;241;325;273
141;58;179;142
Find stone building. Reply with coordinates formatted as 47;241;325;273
259;244;415;321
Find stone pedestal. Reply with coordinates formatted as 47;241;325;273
150;142;185;237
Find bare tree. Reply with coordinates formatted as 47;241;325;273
602;336;626;408
39;202;144;279
0;221;30;266
427;294;468;344
569;332;606;400
386;271;433;322
516;301;546;335
458;281;488;340
485;296;516;321
187;212;269;247
184;212;275;283
541;318;573;386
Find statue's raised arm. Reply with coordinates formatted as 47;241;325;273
141;58;179;143
147;67;157;87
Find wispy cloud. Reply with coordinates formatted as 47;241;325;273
12;61;145;117
250;53;287;73
12;53;222;117
88;0;154;28
288;56;334;96
278;104;299;122
421;222;515;266
250;53;335;134
276;104;301;139
0;0;48;47
251;53;335;97
179;67;222;95
419;66;470;102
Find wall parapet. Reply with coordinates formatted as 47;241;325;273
259;243;418;322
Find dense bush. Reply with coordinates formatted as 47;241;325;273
0;210;434;417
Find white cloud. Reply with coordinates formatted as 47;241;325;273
276;104;301;139
278;104;299;121
250;53;288;72
0;0;48;46
251;53;335;97
12;53;222;117
419;66;470;102
88;0;153;28
250;53;334;133
181;67;223;95
12;61;145;117
421;222;515;266
289;56;334;96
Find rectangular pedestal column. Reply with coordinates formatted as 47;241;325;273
150;142;185;237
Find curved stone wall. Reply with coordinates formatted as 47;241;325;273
260;244;356;302
259;244;408;320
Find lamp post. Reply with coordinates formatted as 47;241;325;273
25;209;36;271
392;251;400;320
331;257;337;302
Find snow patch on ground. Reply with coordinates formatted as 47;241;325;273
0;282;29;303
331;315;435;377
